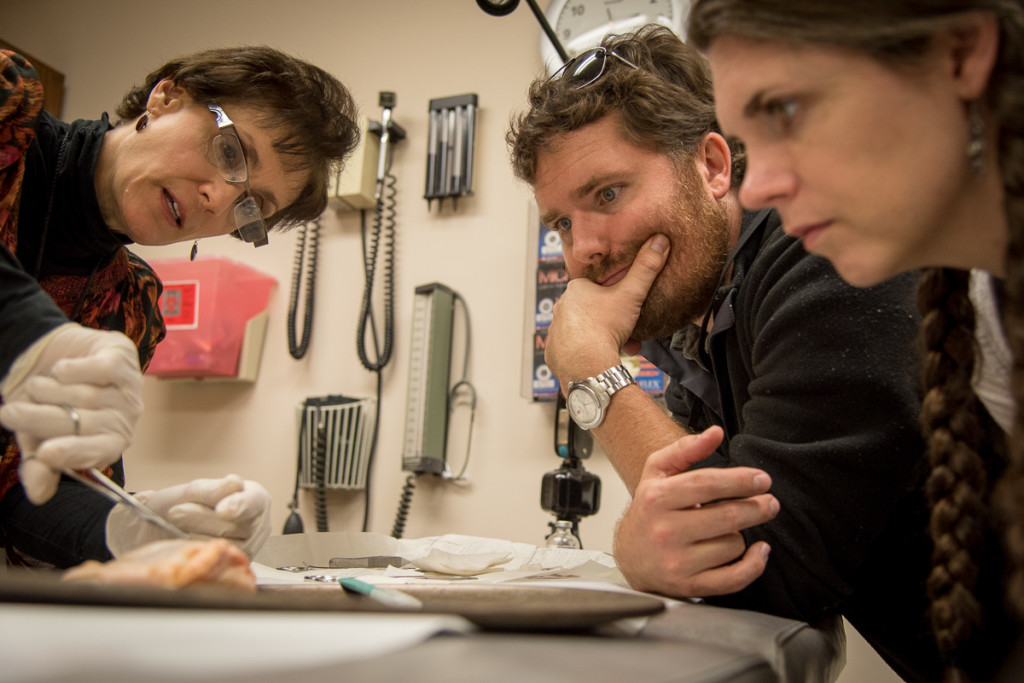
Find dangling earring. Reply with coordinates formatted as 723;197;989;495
967;101;985;175
135;109;155;132
189;240;198;261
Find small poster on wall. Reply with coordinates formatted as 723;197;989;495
529;223;664;401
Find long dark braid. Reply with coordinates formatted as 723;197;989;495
992;1;1024;622
688;0;1024;675
917;268;989;681
999;188;1024;617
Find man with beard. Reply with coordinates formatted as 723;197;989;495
508;26;940;682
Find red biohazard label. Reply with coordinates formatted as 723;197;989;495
159;280;199;329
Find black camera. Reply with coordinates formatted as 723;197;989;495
541;394;601;521
540;461;601;519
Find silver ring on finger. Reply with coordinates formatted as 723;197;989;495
60;404;81;436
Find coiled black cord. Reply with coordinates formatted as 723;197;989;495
287;218;319;359
356;174;396;372
313;412;329;532
391;474;416;539
355;172;398;532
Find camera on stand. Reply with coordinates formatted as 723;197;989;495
541;394;601;548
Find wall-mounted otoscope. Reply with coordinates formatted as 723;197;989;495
370;91;406;202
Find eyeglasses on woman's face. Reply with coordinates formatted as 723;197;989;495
550;46;640;89
206;103;269;247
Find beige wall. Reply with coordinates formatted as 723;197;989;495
0;2;898;681
1;0;619;547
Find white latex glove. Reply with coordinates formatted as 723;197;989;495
0;323;143;504
105;475;272;559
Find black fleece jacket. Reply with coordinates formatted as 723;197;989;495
641;209;938;682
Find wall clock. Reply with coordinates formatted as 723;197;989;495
541;0;689;73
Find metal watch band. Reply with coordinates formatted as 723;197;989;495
565;363;636;431
595;364;634;396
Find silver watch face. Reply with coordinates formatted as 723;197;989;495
567;385;601;428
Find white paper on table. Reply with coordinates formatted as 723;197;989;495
409;547;513;575
395;534;619;574
253;533;636;593
0;604;473;682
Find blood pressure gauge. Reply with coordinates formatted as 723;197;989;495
541;0;689;74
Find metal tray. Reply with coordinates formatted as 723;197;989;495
0;572;664;631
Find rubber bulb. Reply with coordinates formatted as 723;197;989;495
283;509;305;535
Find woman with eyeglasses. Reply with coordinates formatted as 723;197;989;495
688;1;1023;680
0;46;360;568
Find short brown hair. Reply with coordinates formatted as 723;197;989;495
507;25;744;187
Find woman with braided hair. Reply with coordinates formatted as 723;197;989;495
688;1;1023;680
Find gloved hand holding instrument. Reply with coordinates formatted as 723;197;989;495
0;323;144;504
2;325;272;559
105;474;273;558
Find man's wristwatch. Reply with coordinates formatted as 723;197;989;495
565;364;635;430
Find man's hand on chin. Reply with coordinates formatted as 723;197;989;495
546;234;669;382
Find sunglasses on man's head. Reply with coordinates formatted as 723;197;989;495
550;46;640;89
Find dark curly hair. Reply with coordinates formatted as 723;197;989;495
690;1;1024;680
115;45;360;232
507;25;745;188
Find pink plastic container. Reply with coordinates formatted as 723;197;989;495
148;256;276;379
